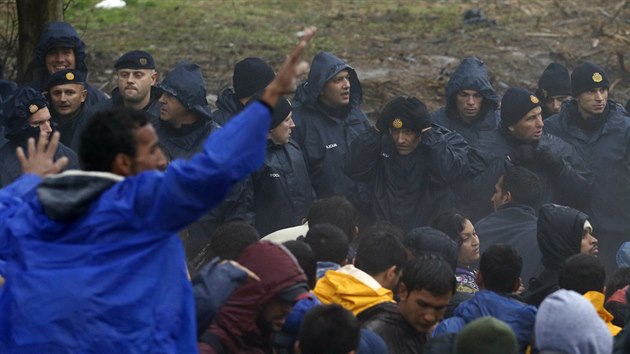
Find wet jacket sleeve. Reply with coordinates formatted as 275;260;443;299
422;126;470;184
547;141;593;209
0;174;41;257
343;127;381;182
135;101;271;233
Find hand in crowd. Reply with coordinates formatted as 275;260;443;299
17;130;68;177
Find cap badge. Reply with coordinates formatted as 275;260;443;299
530;95;540;104
139;58;148;65
592;72;603;83
29;104;39;114
65;72;75;81
392;118;403;129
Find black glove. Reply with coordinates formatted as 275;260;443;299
509;145;537;166
537;146;564;176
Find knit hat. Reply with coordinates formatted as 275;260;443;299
375;96;431;133
455;317;518;354
500;87;541;128
571;62;609;97
45;69;85;91
270;96;292;129
536;63;571;100
536;289;612;354
114;50;155;70
233;57;275;99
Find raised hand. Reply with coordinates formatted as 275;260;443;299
17;130;69;177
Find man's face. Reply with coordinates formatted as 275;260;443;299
509;106;544;142
130;124;167;174
391;128;421;155
577;87;608;118
455;89;483;122
581;228;599;256
117;69;157;105
259;296;294;332
491;176;510;211
543;95;570;116
49;83;86;118
45;48;76;75
319;70;351;108
269;113;295;145
398;287;452;333
28;107;53;138
158;92;188;123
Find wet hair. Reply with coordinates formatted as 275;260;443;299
283;240;317;290
354;227;407;276
79;107;149;172
298;304;360;354
479;244;522;293
559;254;605;295
430;210;469;246
605;267;630;299
403;227;458;271
500;166;542;209
304;223;349;265
401;254;456;296
306;196;358;243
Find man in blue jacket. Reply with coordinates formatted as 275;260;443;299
0;27;316;353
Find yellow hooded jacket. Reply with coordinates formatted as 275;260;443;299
584;291;621;336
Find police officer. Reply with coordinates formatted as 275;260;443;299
45;69;89;151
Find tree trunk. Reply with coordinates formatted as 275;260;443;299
16;0;64;84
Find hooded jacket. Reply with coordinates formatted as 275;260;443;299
433;290;537;354
213;88;244;126
199;241;307;354
291;52;371;204
344;126;469;230
313;264;394;316
522;204;588;306
27;22;108;108
431;57;500;150
0;100;271;353
584;291;621;336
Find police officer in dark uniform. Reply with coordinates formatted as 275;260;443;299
535;63;572;119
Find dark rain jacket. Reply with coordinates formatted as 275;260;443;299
252;139;314;236
49;104;91;152
545;100;630;272
475;203;543;285
344;126;469;231
27;22;108;108
212;88;244;126
198;241;307;354
522;204;587;307
363;302;429;354
291;52;371;205
431;57;500;151
461;128;591;222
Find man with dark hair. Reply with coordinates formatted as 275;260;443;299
559;254;620;335
0;28;315;352
364;255;455;354
296;304;361;354
214;56;276;125
545;61;630;274
313;228;407;317
304;223;349;278
0;86;78;186
535;63;572;118
434;245;537;354
475;166;544;284
345;95;469;230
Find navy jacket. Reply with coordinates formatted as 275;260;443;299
252;140;314;236
344;126;469;231
212;88;244;126
49;104;92;152
292;52;371;205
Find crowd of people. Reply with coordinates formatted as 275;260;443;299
0;21;630;353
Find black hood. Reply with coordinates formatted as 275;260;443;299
215;87;243;115
33;22;88;86
537;204;589;270
444;57;499;111
37;170;123;222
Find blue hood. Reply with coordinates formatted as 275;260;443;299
445;57;499;109
34;22;88;79
293;51;362;108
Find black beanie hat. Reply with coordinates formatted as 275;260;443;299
233;57;275;99
571;62;609;97
45;69;85;91
376;96;431;133
270;97;292;129
536;63;571;100
501;88;541;128
115;50;155;70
